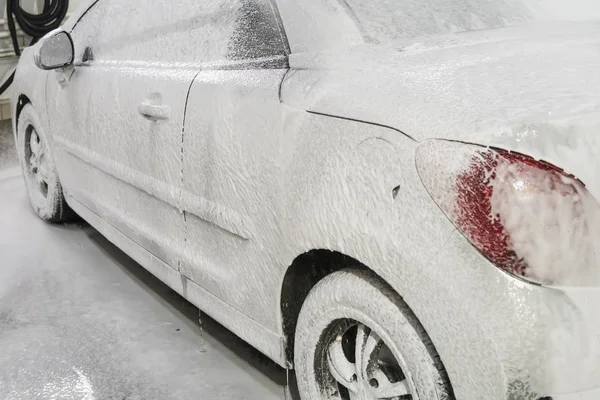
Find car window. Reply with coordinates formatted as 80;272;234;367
344;0;533;43
344;0;600;43
227;0;288;61
71;0;287;66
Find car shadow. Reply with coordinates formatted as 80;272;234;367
70;220;301;399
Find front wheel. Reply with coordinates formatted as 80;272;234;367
294;269;453;400
17;103;73;222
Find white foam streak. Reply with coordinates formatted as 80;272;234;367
490;158;600;285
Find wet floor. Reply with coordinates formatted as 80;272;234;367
0;123;290;400
0;120;17;171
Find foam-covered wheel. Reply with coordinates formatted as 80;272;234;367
294;269;453;400
17;103;73;222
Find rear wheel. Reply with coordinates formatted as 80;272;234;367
17;104;73;222
294;269;453;400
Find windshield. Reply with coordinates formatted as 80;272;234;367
344;0;600;43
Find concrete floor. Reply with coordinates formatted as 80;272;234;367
0;120;17;171
0;123;292;399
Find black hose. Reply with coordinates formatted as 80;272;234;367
0;0;69;96
8;0;69;56
0;66;14;95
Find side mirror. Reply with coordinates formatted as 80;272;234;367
34;30;74;70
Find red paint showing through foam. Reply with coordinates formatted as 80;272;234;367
454;149;581;279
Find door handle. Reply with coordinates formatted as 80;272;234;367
138;94;170;122
138;102;170;122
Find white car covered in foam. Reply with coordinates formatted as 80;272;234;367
11;0;600;399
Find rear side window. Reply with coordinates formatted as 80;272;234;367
342;0;596;43
71;0;287;66
227;0;288;61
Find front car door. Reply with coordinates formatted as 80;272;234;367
48;0;208;268
181;0;290;332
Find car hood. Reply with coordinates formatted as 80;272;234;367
282;21;600;197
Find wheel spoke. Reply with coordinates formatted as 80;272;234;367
38;161;50;183
30;141;39;157
35;171;45;185
29;154;37;170
355;324;383;381
30;131;40;156
327;335;358;392
376;379;410;398
355;324;367;380
372;368;411;398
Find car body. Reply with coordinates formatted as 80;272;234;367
11;0;600;399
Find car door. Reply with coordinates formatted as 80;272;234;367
47;0;210;268
181;0;290;329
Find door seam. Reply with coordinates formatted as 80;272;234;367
178;71;201;273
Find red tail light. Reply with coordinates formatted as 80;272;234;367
416;140;598;286
455;148;585;281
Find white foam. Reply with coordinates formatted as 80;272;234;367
490;154;600;285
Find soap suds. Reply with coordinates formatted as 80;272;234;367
490;153;600;286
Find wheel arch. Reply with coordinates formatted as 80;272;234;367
280;249;365;364
280;249;442;369
15;94;32;125
13;94;32;139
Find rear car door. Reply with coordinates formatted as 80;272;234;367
181;0;290;329
47;0;209;267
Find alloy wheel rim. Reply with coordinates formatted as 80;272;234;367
319;320;417;400
26;125;49;199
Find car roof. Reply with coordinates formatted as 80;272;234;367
275;0;364;53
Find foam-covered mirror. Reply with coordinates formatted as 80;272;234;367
35;30;74;70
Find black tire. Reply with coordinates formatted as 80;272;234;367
17;103;74;222
294;269;453;400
